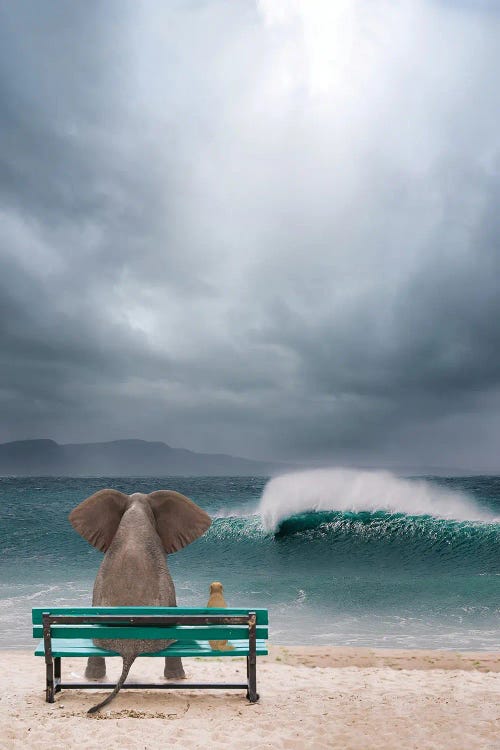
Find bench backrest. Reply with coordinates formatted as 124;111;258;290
32;607;268;642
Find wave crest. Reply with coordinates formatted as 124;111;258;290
258;468;495;531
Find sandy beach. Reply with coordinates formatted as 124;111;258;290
0;646;498;749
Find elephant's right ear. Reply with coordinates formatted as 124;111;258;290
68;489;130;552
149;490;211;553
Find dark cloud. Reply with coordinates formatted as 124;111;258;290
0;0;499;471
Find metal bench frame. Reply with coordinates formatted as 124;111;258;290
41;611;260;704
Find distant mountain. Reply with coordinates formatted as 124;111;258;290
0;439;284;477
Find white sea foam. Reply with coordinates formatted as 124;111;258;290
211;504;255;519
258;468;497;531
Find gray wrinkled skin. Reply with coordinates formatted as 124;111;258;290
68;489;211;712
88;496;184;681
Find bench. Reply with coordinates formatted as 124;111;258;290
33;607;268;705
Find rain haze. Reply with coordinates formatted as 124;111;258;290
1;0;500;472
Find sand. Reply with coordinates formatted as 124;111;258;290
0;646;499;749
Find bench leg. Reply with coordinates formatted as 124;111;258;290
42;612;55;703
54;657;61;694
246;611;259;702
45;657;55;703
246;655;259;703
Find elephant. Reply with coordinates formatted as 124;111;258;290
69;488;211;713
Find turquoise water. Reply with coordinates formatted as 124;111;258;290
0;471;499;649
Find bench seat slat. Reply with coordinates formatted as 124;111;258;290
33;624;268;640
34;638;268;658
32;607;268;625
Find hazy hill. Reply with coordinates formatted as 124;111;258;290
0;439;282;476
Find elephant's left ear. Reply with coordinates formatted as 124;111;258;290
69;489;131;552
148;490;211;553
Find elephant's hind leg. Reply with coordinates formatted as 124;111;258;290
85;656;107;680
164;656;185;680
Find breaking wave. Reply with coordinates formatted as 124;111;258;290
258;468;497;531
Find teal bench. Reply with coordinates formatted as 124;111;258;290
33;607;268;705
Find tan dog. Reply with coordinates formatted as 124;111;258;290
207;581;234;651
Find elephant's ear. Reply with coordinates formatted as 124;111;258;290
148;490;211;553
68;489;131;552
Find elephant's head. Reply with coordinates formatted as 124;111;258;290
69;488;211;553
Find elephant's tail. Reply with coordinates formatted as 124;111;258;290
87;654;136;714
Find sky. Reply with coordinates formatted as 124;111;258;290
1;0;500;471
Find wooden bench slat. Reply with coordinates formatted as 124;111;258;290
33;624;268;640
32;607;268;625
34;638;269;658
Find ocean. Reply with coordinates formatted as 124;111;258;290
0;469;499;650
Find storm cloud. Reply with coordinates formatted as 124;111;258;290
1;0;500;471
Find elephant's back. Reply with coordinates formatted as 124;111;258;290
92;543;175;607
91;525;177;656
